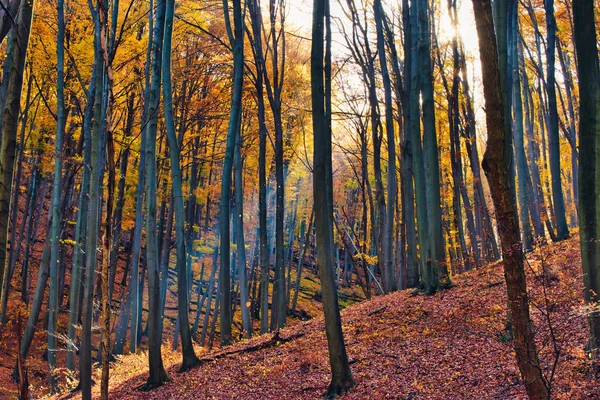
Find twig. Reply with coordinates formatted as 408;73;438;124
367;305;387;316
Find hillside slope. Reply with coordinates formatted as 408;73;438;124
49;237;600;399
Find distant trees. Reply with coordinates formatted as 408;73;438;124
0;0;588;396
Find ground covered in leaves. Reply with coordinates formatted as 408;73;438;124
7;236;600;399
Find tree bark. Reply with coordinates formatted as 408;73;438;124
472;0;549;397
311;0;354;395
573;0;600;358
162;0;200;370
0;0;34;315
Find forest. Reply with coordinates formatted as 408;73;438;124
0;0;598;398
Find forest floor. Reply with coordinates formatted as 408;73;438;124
3;236;600;399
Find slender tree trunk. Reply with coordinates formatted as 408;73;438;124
234;113;251;338
127;0;153;354
545;0;569;240
399;0;418;287
143;0;168;387
291;208;313;313
509;1;534;251
0;0;34;314
200;246;218;346
162;0;200;369
47;0;67;382
573;0;600;358
219;0;243;346
374;0;396;293
419;0;449;288
311;0;353;395
80;11;105;397
66;59;96;371
472;0;549;397
14;229;50;381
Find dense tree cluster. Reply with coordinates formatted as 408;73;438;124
0;0;596;398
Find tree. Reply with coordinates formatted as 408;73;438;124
471;0;549;397
311;0;353;395
373;0;396;292
47;0;66;384
573;0;600;358
80;5;105;397
0;0;34;318
162;0;200;370
246;0;270;335
544;0;569;240
219;0;244;346
142;0;169;387
234;110;251;338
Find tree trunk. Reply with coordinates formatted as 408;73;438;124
311;0;354;395
80;10;105;396
373;0;396;293
66;56;96;371
419;0;449;288
544;0;569;240
234;112;251;338
162;0;200;370
471;0;549;397
0;0;34;316
573;0;600;358
47;0;67;381
219;0;243;346
142;0;169;387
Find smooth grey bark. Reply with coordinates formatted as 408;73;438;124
263;0;287;331
0;0;34;316
129;0;152;355
373;0;396;293
47;0;66;375
409;0;435;292
544;0;569;240
3;68;31;316
219;0;243;346
0;65;32;322
80;12;104;397
162;0;200;370
509;2;535;251
311;0;353;395
234;114;251;338
66;54;96;371
557;39;578;209
143;0;168;387
573;0;600;357
519;36;548;242
200;246;218;346
399;0;419;287
418;0;449;288
246;0;270;333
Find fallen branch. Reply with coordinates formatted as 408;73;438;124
373;350;398;359
197;330;306;364
367;305;387;316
